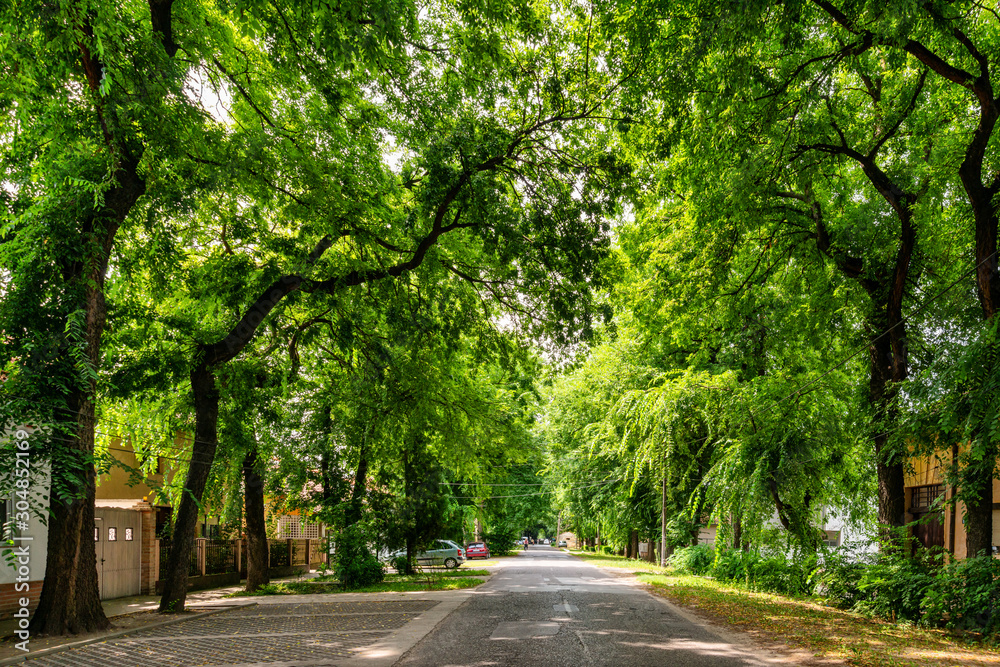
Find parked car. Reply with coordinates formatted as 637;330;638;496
386;539;466;569
465;541;490;559
542;538;550;545
558;540;567;547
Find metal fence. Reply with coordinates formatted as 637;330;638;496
268;540;290;567
204;539;238;575
158;540;198;579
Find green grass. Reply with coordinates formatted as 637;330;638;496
228;569;491;597
569;550;667;574
574;551;1000;667
229;576;486;596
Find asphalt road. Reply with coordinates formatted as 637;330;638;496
396;546;760;667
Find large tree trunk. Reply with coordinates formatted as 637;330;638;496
31;400;106;635
963;131;1000;559
31;161;144;634
868;334;907;544
243;446;270;592
159;362;219;612
807;167;915;549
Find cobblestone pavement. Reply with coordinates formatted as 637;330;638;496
23;600;440;667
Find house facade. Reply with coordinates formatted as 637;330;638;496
906;451;1000;559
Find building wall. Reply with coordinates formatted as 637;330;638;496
1;426;48;620
95;439;166;502
906;450;1000;559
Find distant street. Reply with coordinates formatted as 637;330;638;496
397;547;760;667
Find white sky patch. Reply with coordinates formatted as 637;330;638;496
185;67;233;125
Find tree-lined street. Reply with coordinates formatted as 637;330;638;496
399;547;759;667
4;0;1000;663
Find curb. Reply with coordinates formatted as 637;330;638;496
0;602;255;666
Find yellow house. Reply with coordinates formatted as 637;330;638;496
96;435;223;538
906;449;1000;559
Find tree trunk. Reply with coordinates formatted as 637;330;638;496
809;177;914;548
243;446;270;592
345;441;368;527
30;160;144;634
159;361;219;612
30;405;106;635
964;470;994;558
868;333;907;546
966;186;999;558
629;529;639;559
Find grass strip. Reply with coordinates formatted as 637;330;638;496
574;551;1000;667
228;576;487;597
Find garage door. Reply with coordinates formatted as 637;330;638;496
95;507;142;600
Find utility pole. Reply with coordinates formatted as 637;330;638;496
660;475;667;567
555;510;562;547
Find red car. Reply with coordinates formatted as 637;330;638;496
465;541;490;559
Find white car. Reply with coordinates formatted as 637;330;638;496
387;539;466;569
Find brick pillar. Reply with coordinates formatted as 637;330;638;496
134;501;157;594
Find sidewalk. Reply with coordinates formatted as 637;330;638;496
0;574;314;663
1;576;487;667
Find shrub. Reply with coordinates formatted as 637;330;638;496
599;545;614;555
390;554;410;574
668;544;714;575
334;524;385;589
483;527;520;557
850;551;937;622
922;553;1000;633
712;549;817;597
712;549;760;587
817;551;867;609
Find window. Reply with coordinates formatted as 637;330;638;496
822;530;841;548
125;527;134;541
108;527;117;541
911;485;944;511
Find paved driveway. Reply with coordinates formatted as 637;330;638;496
396;547;764;667
20;595;468;667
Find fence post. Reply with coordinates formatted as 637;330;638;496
235;539;242;575
198;538;207;577
152;538;160;591
305;538;310;568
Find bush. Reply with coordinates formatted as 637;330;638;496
390;554;411;574
922;553;1000;633
712;549;817;597
334;524;385;589
852;552;936;622
712;549;760;586
598;545;614;555
483;527;520;557
819;549;939;623
668;544;714;575
817;551;867;609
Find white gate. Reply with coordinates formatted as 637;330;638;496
95;507;142;600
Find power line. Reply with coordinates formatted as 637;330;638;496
448;478;621;499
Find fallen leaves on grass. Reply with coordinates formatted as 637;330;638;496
575;552;1000;667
